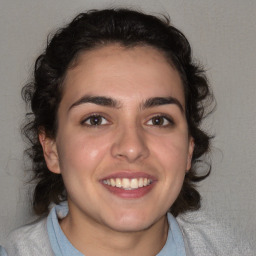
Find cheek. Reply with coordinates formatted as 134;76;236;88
150;135;189;210
56;132;111;173
154;134;190;167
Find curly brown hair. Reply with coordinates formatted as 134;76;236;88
22;8;214;216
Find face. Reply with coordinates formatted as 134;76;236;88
41;44;194;233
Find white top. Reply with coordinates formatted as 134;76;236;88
3;204;254;256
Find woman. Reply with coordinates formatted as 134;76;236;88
2;8;253;256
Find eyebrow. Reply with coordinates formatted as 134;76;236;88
68;95;120;111
68;95;184;113
142;97;184;113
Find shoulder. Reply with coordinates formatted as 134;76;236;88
176;210;254;256
4;217;54;256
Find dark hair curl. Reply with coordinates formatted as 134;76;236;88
22;8;214;216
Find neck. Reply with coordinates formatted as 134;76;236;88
60;208;169;256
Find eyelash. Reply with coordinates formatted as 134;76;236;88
146;115;174;128
81;114;110;127
81;114;174;128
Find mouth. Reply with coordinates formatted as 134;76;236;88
100;173;156;199
102;177;153;190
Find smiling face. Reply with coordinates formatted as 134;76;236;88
40;44;194;233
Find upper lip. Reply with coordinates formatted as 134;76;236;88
100;171;157;181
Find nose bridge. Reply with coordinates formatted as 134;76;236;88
111;121;149;162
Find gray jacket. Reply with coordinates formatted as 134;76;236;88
3;210;254;256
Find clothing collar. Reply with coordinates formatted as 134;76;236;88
47;202;186;256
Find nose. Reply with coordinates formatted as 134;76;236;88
111;125;150;163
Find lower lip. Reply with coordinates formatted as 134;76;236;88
101;183;155;199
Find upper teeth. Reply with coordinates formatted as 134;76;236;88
103;178;152;190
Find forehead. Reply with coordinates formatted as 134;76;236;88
62;44;185;106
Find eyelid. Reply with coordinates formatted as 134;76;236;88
145;114;175;127
80;113;111;126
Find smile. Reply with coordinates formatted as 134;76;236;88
102;178;152;190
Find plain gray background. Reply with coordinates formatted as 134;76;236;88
0;0;255;249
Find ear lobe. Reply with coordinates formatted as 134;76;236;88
39;132;60;174
186;137;194;172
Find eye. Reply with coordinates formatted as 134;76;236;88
146;115;174;127
82;115;109;126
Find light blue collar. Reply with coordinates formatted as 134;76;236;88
156;213;186;256
47;202;186;256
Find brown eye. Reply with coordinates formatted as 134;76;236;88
147;115;174;127
152;116;165;125
83;115;108;126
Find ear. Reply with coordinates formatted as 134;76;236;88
186;137;194;172
39;131;60;174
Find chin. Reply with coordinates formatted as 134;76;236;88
109;221;151;233
103;213;158;233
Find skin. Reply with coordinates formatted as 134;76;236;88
40;44;194;256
